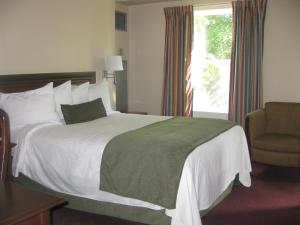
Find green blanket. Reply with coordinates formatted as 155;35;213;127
100;117;235;209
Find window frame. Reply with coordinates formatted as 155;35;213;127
192;4;232;119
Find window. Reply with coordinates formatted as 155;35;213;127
192;7;232;117
115;11;127;31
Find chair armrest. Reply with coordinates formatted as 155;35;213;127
245;109;266;150
0;109;11;181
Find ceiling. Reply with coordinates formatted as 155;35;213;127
116;0;179;5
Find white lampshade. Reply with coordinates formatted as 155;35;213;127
105;56;123;72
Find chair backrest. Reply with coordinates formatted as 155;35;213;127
0;109;10;181
265;102;300;137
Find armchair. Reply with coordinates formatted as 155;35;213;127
245;102;300;167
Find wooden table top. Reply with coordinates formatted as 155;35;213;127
0;181;64;224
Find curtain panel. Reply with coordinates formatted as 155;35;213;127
228;0;268;125
162;5;193;117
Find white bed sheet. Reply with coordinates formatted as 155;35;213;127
12;113;251;225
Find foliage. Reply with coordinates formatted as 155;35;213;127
193;12;231;110
202;64;223;107
204;14;232;59
194;16;205;33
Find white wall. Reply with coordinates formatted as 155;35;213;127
128;2;165;115
0;0;115;78
263;0;300;104
128;0;300;115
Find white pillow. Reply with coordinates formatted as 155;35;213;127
54;81;73;119
89;80;113;112
71;82;89;104
0;92;59;133
0;82;53;101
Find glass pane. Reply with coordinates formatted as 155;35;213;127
192;8;232;114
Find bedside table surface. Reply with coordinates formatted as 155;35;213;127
0;181;64;224
120;111;148;115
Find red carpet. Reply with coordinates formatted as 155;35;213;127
202;163;300;225
52;163;300;225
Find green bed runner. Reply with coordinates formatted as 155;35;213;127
100;117;236;209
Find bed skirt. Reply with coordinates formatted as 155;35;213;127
14;173;236;225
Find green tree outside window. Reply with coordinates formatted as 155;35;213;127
194;13;232;109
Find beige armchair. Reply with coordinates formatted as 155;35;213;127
245;102;300;167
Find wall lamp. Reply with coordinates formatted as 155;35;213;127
103;56;123;84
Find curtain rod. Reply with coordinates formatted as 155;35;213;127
172;0;231;7
125;0;231;8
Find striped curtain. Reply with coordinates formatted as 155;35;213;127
162;5;193;117
228;0;268;125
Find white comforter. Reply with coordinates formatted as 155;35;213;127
12;113;251;225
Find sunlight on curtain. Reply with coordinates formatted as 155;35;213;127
162;5;193;117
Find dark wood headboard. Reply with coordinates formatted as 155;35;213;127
0;71;96;180
0;71;96;93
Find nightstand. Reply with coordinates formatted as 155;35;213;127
120;111;148;115
0;181;64;225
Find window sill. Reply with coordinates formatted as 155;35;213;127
193;111;228;120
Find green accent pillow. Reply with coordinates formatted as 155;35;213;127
61;98;107;125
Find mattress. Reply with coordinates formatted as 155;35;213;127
12;113;252;225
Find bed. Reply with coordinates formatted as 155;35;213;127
0;72;252;225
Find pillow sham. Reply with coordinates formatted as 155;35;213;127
88;80;113;112
61;98;107;125
0;82;53;101
54;81;73;119
72;82;89;104
0;93;59;132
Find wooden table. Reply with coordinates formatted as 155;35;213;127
120;111;148;115
0;181;64;225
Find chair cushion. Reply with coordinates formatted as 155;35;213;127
265;102;300;137
253;134;300;153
